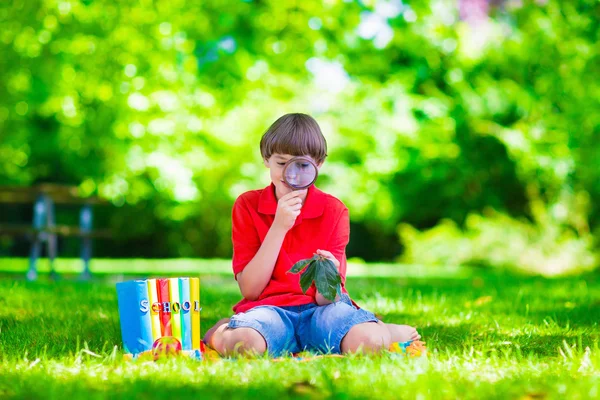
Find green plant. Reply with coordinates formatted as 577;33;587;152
288;255;342;302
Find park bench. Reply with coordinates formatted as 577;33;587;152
0;184;111;281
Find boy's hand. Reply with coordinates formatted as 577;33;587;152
315;249;340;270
314;249;341;305
273;190;306;232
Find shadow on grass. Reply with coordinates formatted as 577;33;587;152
0;373;296;400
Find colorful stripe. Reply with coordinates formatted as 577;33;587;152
157;279;172;336
115;280;153;354
179;277;193;350
190;277;201;349
147;278;161;343
168;278;182;344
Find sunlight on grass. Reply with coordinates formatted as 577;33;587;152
0;260;599;399
2;346;599;399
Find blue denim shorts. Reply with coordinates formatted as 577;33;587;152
227;294;379;357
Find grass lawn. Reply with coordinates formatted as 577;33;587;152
0;258;599;399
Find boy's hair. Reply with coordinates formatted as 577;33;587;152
260;113;328;164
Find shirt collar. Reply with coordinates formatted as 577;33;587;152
258;182;325;219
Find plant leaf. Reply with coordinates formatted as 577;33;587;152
288;256;315;274
314;258;342;302
299;260;317;293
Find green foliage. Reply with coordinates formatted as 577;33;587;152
289;258;312;274
288;254;341;301
314;258;342;301
399;209;598;276
299;261;317;294
1;0;599;272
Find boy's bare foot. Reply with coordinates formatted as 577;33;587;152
203;318;230;348
385;323;421;342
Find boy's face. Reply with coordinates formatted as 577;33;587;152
264;153;322;200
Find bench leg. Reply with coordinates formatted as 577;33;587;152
26;196;46;281
79;204;93;281
45;196;60;281
27;237;42;281
47;232;59;281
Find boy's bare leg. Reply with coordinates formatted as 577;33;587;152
384;323;421;342
341;320;391;353
204;318;267;357
203;318;230;347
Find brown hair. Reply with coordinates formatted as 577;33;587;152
260;113;328;164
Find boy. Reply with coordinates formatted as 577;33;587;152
204;113;420;357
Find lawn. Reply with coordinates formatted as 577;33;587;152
0;258;599;399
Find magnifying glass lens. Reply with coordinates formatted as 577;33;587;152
283;157;318;190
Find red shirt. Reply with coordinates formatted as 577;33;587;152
231;183;351;314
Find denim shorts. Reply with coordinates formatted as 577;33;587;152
226;294;379;357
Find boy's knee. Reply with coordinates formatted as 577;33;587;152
222;327;267;356
341;322;391;353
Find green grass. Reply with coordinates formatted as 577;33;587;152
1;258;599;399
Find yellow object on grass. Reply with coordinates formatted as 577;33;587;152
168;278;182;344
389;340;427;357
190;277;201;350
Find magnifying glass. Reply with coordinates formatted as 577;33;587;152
282;156;319;190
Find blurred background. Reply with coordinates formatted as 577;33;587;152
1;0;598;276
